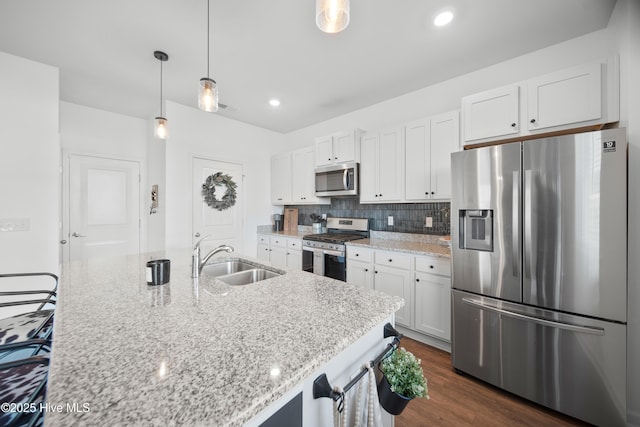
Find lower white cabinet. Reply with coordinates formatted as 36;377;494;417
256;234;302;270
347;246;452;342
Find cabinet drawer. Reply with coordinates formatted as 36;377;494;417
257;234;269;245
374;251;411;270
415;256;451;277
270;236;286;248
287;238;302;250
347;246;373;262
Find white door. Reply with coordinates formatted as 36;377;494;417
192;157;244;255
67;154;140;261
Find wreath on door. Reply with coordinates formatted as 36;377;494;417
202;172;237;211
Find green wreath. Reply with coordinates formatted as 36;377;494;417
202;172;237;211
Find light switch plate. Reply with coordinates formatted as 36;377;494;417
388;216;394;226
0;218;30;232
425;217;433;227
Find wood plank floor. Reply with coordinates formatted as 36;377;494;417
394;338;590;427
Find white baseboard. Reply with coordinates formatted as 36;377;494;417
395;326;451;353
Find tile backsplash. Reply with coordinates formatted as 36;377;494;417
284;198;451;235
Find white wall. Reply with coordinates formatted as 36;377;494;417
163;101;285;255
0;51;59;274
282;4;640;423
59;102;149;252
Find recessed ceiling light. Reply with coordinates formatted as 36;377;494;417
269;99;281;107
434;11;453;27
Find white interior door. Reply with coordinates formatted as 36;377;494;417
192;157;244;255
67;154;140;261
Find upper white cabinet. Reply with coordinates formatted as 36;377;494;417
462;84;520;142
271;152;291;204
461;57;619;145
405;111;460;201
271;147;330;206
291;147;322;204
527;62;602;132
360;126;404;203
315;130;361;167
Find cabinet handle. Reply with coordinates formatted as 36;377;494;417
355;253;359;256
416;278;420;282
530;118;536;123
328;158;331;161
425;191;428;195
431;192;435;195
365;268;368;272
334;157;338;160
430;265;434;269
379;194;383;197
375;270;378;274
511;122;517;127
388;259;393;262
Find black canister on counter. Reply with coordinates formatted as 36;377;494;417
146;259;171;285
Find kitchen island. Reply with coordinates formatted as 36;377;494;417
44;251;403;426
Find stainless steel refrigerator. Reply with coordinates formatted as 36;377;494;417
451;128;627;426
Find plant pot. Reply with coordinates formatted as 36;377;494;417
377;375;413;415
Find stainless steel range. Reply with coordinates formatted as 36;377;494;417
302;217;369;281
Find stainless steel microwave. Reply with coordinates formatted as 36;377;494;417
315;162;358;197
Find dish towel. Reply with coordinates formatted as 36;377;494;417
333;386;347;427
354;364;383;427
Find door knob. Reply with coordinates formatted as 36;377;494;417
71;232;86;238
60;240;67;244
195;232;201;238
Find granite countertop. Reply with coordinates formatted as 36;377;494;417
45;251;402;426
257;229;310;238
346;236;451;259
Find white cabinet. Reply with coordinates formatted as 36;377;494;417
462;58;618;146
374;264;412;328
291;147;322;204
271;153;291;204
359;126;404;203
404;111;460;201
462;84;520;143
271;147;329;206
346;247;374;290
315;130;360;167
414;255;451;341
527;62;602;132
256;235;302;270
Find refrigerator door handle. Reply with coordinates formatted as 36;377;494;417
523;169;533;281
512;171;519;278
461;298;605;336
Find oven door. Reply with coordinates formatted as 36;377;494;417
302;247;346;281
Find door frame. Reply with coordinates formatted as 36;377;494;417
190;154;245;254
61;150;146;263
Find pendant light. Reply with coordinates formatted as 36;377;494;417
316;0;350;34
153;50;169;139
198;0;218;112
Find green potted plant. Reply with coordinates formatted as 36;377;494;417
378;347;429;415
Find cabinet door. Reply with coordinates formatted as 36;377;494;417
315;135;334;166
347;260;373;290
462;84;519;142
414;272;451;340
270;246;287;268
377;126;403;202
404;118;430;201
359;132;379;203
257;243;270;261
271;153;291;204
429;111;459;200
334;131;356;163
286;249;302;270
527;62;602;132
374;265;412;328
292;147;318;204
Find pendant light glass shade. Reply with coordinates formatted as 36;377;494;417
316;0;350;33
199;77;218;112
154;116;168;139
153;51;169;140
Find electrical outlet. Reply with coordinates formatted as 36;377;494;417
322;213;327;220
425;217;433;227
388;216;394;226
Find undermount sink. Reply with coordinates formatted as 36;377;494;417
201;258;282;285
217;268;280;286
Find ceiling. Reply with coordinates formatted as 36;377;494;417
0;0;617;134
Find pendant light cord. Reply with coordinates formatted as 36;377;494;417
207;0;210;78
159;59;163;116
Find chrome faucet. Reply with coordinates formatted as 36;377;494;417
191;236;234;278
